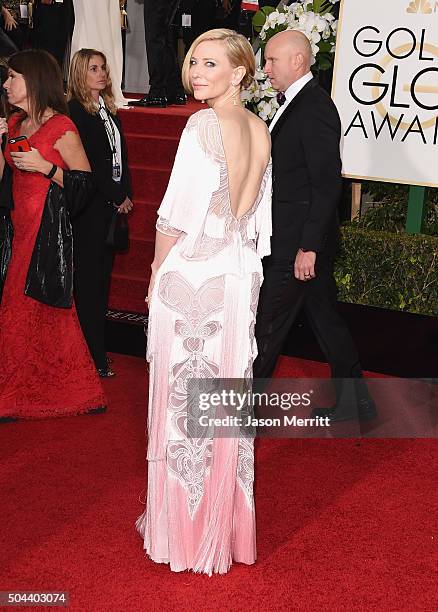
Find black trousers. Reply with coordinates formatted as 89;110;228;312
253;254;370;409
183;0;216;51
31;3;70;67
72;198;114;371
143;0;183;97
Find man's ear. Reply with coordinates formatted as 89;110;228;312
295;52;304;70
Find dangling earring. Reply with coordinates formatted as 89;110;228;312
231;84;238;106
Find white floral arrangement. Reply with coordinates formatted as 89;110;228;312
242;0;339;121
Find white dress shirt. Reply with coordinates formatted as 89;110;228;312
269;72;314;132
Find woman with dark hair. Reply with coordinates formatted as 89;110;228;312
0;48;106;421
67;48;132;377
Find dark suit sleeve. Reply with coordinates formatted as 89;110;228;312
68;100;129;206
299;96;343;252
117;114;133;200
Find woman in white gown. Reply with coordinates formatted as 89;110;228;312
136;29;272;575
71;0;126;107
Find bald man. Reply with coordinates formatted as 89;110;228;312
253;31;376;422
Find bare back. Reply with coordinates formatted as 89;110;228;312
214;107;271;220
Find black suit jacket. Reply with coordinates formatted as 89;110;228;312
269;78;342;260
68;98;132;207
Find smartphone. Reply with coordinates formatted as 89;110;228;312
9;136;31;153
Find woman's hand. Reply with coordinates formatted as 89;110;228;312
0;117;8;137
10;147;52;174
117;196;134;214
145;272;155;307
2;8;18;31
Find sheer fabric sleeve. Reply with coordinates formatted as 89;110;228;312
155;111;220;254
155;217;184;237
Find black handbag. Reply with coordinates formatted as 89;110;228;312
106;206;129;252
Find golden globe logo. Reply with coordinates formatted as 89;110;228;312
345;23;438;144
406;0;435;14
331;0;438;186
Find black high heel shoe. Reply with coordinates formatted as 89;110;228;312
87;405;107;415
98;367;115;378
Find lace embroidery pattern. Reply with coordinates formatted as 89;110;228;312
244;273;261;382
156;217;183;237
237;437;255;506
158;271;225;518
238;272;259;507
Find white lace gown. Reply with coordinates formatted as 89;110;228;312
136;108;272;575
71;0;126;107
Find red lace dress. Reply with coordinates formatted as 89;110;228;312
0;113;106;419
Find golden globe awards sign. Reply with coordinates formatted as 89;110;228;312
332;0;438;187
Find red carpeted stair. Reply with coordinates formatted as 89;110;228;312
109;101;203;313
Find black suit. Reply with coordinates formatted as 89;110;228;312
68;98;132;371
254;78;369;414
143;0;184;98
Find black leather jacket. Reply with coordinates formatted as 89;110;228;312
0;168;93;308
0;161;13;304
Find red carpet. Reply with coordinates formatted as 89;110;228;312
110;101;203;313
1;354;436;611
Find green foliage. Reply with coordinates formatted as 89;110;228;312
357;183;438;236
335;227;438;316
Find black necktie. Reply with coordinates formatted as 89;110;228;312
276;91;286;106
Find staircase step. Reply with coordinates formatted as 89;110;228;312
113;237;154;277
120;107;188;137
130;165;169;202
110;102;203;315
109;272;149;314
126;134;178;169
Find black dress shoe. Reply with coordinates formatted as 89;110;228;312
311;407;355;423
0;416;18;423
128;95;167;108
311;398;378;423
167;93;187;106
357;397;378;421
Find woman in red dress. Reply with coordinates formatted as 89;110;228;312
0;49;106;421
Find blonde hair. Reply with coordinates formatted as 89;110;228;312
67;49;117;115
182;29;255;94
